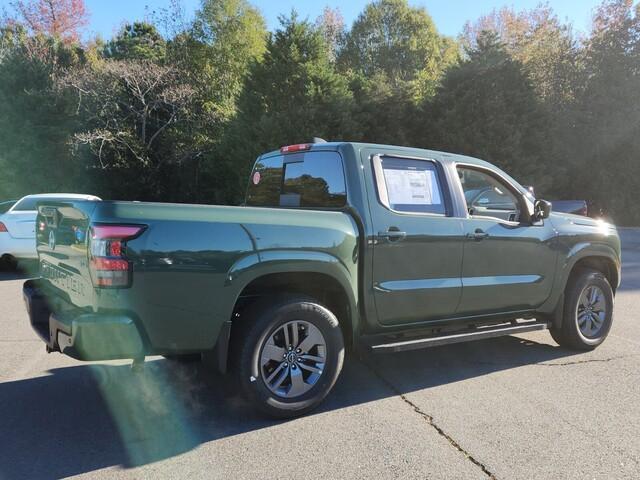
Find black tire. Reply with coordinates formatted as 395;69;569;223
551;268;614;350
235;297;345;418
0;255;17;272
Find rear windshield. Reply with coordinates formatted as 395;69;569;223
12;197;42;211
246;151;347;208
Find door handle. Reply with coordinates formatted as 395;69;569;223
466;229;489;241
378;229;407;242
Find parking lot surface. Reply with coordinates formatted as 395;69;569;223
1;230;639;479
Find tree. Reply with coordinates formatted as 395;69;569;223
315;6;345;62
60;59;216;201
566;0;640;223
10;0;88;44
0;23;88;199
348;72;416;145
462;5;578;105
103;22;166;62
423;32;554;191
190;0;267;120
217;14;358;203
338;0;457;100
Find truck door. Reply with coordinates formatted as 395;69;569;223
366;153;465;326
454;165;557;315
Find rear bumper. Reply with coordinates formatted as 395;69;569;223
23;279;145;360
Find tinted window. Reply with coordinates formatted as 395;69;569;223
246;151;347;208
378;157;446;215
282;152;346;207
245;157;284;207
12;197;41;211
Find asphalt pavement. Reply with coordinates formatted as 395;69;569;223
1;232;639;479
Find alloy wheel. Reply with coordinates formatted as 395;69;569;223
259;321;327;398
577;285;607;338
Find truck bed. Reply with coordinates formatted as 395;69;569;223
34;200;359;357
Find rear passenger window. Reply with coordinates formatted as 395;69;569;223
246;151;347;208
374;156;447;215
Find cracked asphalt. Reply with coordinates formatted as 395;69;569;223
1;229;640;479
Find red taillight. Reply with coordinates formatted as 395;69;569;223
92;225;144;239
89;224;145;288
91;258;130;287
0;222;7;233
280;143;311;153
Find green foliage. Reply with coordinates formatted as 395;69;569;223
60;59;216;202
0;25;88;199
348;72;416;145
103;22;166;62
216;13;357;203
0;0;638;225
565;0;640;223
462;4;578;105
191;0;267;120
422;32;553;191
338;0;458;101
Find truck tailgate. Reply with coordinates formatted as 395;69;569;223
37;201;99;309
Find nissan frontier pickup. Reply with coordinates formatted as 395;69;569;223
24;141;621;417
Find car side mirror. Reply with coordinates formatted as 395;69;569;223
533;199;552;221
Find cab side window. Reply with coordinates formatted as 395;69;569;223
457;167;521;222
376;157;447;215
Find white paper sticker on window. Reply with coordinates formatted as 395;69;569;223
383;168;441;205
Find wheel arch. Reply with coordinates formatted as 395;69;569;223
568;255;619;293
232;271;357;346
544;249;620;330
211;255;359;374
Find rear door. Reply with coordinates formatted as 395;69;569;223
365;152;465;326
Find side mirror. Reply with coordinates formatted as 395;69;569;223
533;199;552;221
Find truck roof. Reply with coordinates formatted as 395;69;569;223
261;141;495;169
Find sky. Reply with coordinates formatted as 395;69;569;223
69;0;607;41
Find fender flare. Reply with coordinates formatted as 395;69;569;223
210;250;359;373
542;242;620;329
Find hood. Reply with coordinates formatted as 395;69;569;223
549;212;615;230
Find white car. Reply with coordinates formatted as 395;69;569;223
0;193;101;269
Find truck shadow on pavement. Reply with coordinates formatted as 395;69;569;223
0;270;30;281
0;335;581;479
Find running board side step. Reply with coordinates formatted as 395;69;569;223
366;322;549;354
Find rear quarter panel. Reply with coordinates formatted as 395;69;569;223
91;202;359;352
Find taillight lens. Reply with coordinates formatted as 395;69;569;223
89;224;145;288
280;143;311;153
0;222;7;233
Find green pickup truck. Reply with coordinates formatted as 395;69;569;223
24;141;621;417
